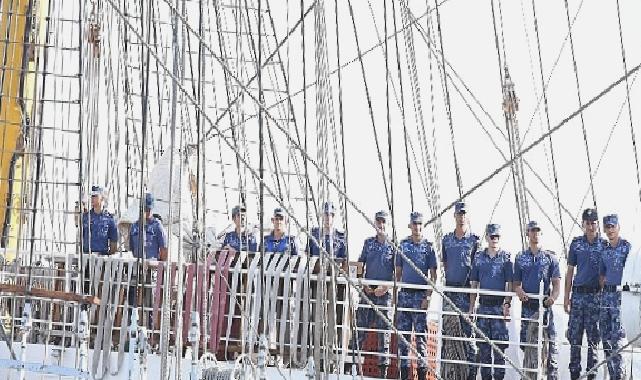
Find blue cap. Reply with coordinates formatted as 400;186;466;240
582;208;598;222
144;193;155;210
273;207;286;218
486;223;501;236
323;201;335;215
90;185;103;196
231;205;246;217
410;211;423;224
527;220;541;231
603;214;619;227
454;201;467;214
375;210;388;221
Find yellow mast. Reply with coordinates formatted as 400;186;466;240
0;0;42;259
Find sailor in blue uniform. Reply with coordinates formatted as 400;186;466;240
261;207;298;255
82;185;118;255
222;205;258;252
307;201;346;259
599;214;630;380
469;224;512;380
564;208;605;380
355;210;394;378
395;211;437;380
441;201;479;379
514;220;560;379
129;193;168;261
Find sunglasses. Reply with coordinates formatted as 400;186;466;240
489;235;500;240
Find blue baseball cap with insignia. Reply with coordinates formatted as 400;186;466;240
90;185;103;197
375;210;388;221
486;223;501;236
527;220;541;232
144;192;155;210
273;207;286;218
582;208;598;222
454;201;467;214
603;214;618;227
410;211;423;224
231;205;246;217
323;201;335;215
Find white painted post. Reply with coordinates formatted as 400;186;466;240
77;308;89;374
188;310;200;380
18;302;32;380
128;308;139;380
537;280;544;380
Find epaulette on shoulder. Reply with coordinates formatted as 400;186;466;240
335;230;345;238
471;233;480;241
545;249;556;256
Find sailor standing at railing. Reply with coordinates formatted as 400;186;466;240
599;214;630;380
469;223;513;380
81;185;118;255
355;210;394;378
222;205;258;253
395;211;438;380
307;201;346;259
513;220;560;379
564;208;605;380
440;201;480;380
80;185;118;294
261;207;298;255
129;193;168;309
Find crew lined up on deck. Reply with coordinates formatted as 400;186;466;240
82;190;630;380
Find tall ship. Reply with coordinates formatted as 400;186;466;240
0;0;640;379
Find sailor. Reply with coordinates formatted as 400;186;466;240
599;214;630;380
395;211;437;380
222;205;258;252
355;210;394;378
81;185;118;255
440;201;479;379
307;201;346;259
564;208;605;380
469;223;512;380
514;220;560;379
261;207;298;254
129;192;168;261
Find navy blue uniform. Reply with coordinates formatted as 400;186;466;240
471;249;512;380
261;233;298;255
307;227;346;258
222;230;258;252
441;231;479;379
396;237;437;369
82;210;118;254
514;248;560;377
567;235;605;377
355;236;394;365
130;217;167;259
599;238;630;380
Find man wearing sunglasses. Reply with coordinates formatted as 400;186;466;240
599;214;630;380
261;207;298;255
469;224;513;380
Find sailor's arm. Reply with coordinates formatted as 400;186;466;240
469;280;479;314
547;277;560;307
564;265;575;313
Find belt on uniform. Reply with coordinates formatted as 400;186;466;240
478;296;504;306
445;281;466;287
602;285;623;292
572;286;599;294
401;288;426;293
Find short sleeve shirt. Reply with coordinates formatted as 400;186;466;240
130;217;167;259
262;233;298;255
82;210;118;254
442;231;479;285
568;235;606;288
514;249;560;294
470;249;513;291
307;227;346;258
358;236;394;281
223;230;258;252
396;237;437;285
600;238;630;286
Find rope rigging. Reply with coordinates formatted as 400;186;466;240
530;0;568;255
614;0;641;205
562;0;598;210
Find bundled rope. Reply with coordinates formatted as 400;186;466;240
439;304;468;380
